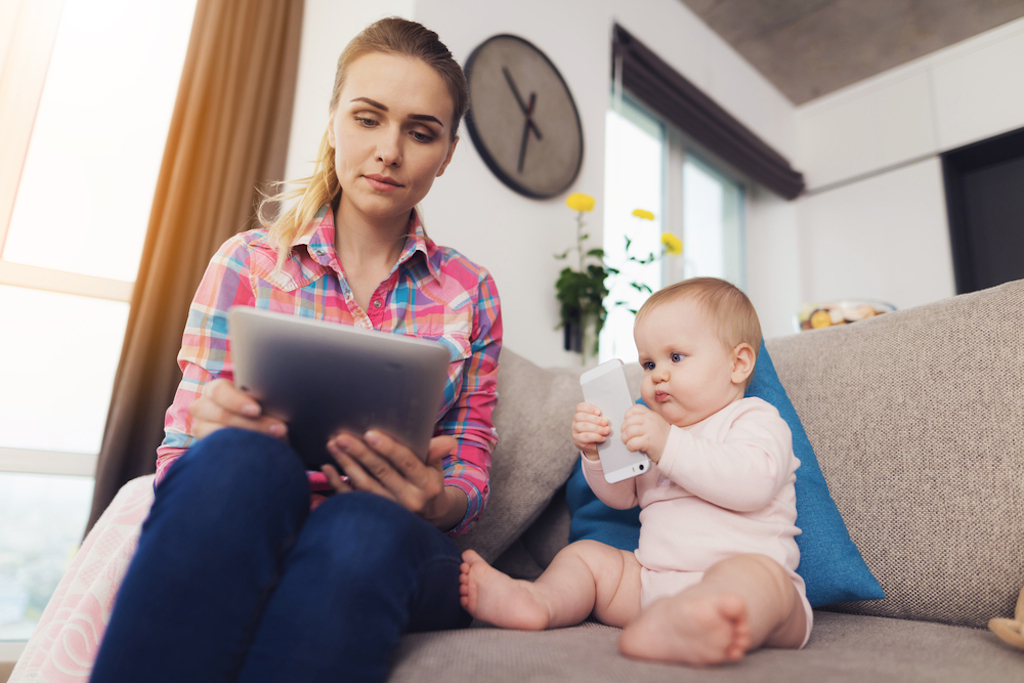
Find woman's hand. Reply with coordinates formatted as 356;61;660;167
571;402;609;461
188;378;287;441
322;432;467;530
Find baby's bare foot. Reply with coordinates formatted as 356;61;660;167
618;592;749;666
459;550;550;630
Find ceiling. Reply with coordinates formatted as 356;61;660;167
678;0;1024;104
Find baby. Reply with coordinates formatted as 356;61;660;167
460;277;811;665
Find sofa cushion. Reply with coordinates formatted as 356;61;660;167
389;612;1024;682
766;278;1024;628
453;348;584;561
565;342;884;607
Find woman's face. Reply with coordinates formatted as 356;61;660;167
327;52;458;225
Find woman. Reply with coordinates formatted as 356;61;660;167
90;17;501;683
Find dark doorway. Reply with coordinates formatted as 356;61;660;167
942;127;1024;295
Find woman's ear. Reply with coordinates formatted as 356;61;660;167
326;111;337;148
731;342;756;386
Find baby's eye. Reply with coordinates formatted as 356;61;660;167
671;353;683;362
642;361;655;371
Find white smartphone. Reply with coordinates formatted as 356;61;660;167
579;359;652;483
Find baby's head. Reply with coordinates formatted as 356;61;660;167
633;277;761;428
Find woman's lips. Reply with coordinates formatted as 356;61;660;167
363;174;403;192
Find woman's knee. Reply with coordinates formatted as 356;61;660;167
302;492;446;573
177;428;302;480
158;428;308;517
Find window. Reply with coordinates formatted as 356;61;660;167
0;0;196;641
600;94;746;365
600;96;666;363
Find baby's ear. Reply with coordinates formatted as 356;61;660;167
730;342;756;385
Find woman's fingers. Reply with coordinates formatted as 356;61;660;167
189;379;286;440
321;464;353;494
327;437;396;500
326;431;447;515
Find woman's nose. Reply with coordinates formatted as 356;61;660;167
376;130;402;166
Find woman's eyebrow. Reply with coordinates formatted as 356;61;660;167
350;97;443;128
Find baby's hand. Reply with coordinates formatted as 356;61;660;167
621;405;670;463
571;402;609;461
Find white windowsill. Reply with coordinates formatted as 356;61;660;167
0;447;98;476
0;640;25;665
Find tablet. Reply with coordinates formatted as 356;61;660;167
228;306;451;470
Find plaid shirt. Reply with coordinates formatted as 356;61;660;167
156;206;502;535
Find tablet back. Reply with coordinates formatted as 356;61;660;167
228;306;451;469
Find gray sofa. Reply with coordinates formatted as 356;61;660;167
390;279;1024;682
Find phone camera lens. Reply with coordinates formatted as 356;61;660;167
639;464;645;470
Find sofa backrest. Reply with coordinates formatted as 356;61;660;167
454;350;585;562
767;279;1024;628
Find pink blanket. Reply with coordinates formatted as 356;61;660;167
9;476;155;683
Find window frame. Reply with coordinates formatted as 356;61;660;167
600;92;749;363
0;0;134;480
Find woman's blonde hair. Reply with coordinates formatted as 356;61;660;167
257;17;469;266
635;277;762;361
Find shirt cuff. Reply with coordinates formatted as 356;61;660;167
442;478;481;536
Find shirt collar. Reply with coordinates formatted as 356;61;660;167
294;205;443;284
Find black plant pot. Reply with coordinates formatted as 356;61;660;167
563;320;584;353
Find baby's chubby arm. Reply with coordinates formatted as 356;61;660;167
620;404;671;463
571;402;610;460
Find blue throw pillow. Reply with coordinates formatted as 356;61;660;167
566;340;884;608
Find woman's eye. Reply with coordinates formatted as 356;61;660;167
411;130;434;143
355;117;378;127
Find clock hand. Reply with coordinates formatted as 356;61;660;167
518;92;536;173
502;67;543;139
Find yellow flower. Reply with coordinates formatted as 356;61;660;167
661;232;683;256
631;209;654;221
566;193;595;213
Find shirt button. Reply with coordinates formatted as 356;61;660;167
315;249;325;256
373;300;382;308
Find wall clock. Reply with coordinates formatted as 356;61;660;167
464;34;584;199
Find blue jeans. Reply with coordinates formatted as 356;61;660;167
90;428;471;683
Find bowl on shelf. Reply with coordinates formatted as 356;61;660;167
796;299;896;332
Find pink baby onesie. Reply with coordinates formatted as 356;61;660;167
582;396;813;645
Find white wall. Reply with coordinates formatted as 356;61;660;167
798;158;955;309
746;188;802;338
413;0;796;364
286;0;799;366
793;18;1024;311
286;2;1024;361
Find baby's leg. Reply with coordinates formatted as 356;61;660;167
618;554;806;666
460;541;642;630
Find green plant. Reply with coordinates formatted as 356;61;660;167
554;197;682;359
554;194;609;358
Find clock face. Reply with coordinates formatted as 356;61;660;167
464;35;584;199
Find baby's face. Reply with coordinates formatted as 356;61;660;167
634;298;745;428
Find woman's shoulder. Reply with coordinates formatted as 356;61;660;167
429;243;496;288
207;227;275;266
217;226;273;253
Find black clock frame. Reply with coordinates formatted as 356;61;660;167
463;34;584;199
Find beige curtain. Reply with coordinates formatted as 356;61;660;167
86;0;304;532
